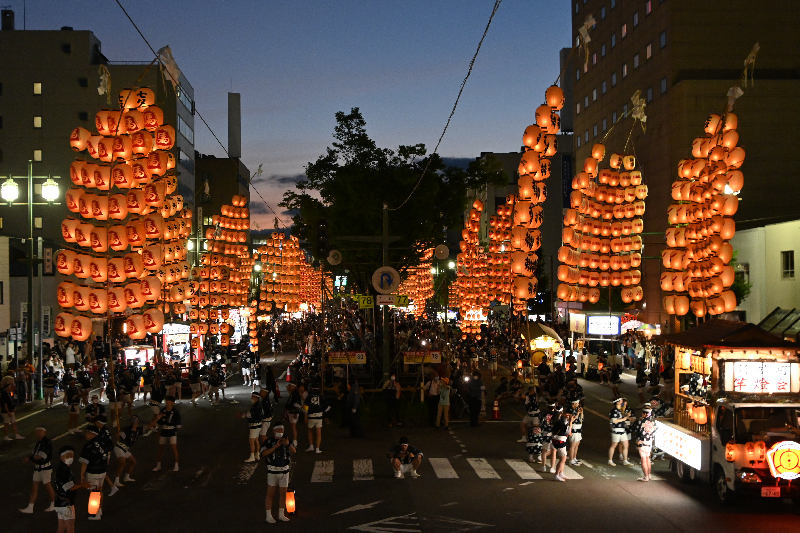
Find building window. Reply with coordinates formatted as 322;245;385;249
782;251;795;278
646;0;652;14
34;117;42;128
647;43;652;59
623;103;629;116
660;30;667;48
592;89;597;101
576;69;580;81
33;82;42;95
612;72;617;86
593;124;598;138
602;118;608;131
178;149;195;174
622;23;627;38
33;150;42;161
611;0;616;8
601;81;607;94
78;78;88;87
646;87;653;102
601;6;606;19
611;34;617;48
592;53;597;65
177;116;194;144
634;54;640;68
633;12;639;26
661;77;668;94
575;35;581;48
577;136;581;148
623;63;628;77
61;43;72;53
601;44;606;57
177;85;194;114
576;103;581;115
584;96;589;108
612;111;618;123
575;2;579;13
584;131;589;143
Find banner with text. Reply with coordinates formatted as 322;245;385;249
402;351;442;364
328;351;367;365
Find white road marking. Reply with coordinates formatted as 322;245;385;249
467;458;500;479
561;465;584;480
519;481;534;486
236;462;259;484
440;502;458;507
353;459;374;481
349;512;421;532
503;487;514;491
52;423;89;442
311;460;334;482
626;463;664;480
334;500;383;514
184;467;206;488
579;460;594;469
429;458;459;479
583;407;610;420
504;459;543;480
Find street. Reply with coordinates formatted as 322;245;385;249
1;357;797;533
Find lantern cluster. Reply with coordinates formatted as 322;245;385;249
558;144;647;305
187;195;252;348
255;233;309;315
662;113;743;317
56;87;191;341
398;247;435;316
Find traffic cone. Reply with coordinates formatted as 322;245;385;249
286;366;292;382
491;399;501;420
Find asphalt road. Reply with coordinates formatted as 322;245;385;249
1;356;798;533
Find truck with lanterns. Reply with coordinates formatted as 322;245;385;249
654;320;800;504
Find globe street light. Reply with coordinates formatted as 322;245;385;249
1;178;19;203
41;178;60;202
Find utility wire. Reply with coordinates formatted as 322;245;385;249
391;0;503;211
115;0;289;229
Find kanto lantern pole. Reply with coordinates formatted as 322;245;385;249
382;202;390;381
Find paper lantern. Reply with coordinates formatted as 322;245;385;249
143;308;165;334
126;314;147;340
89;257;107;283
123;253;145;279
128;157;152;185
107;258;126;284
130;130;153;155
72;254;90;279
143;213;164;240
142;244;163;270
126;219;146;247
142;106;164;130
73;286;91;312
61;218;80;243
88;289;108;314
111;163;135;189
70;316;93;342
154;125;176;150
90;226;108;253
56;250;77;275
57;282;77;308
119;87;155;110
107;288;126;313
54;313;74;337
65;188;83;213
123;283;145;309
146;151;169;176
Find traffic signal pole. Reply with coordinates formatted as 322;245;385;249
382;202;390;381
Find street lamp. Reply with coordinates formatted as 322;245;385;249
187;240;194;251
1;178;19;203
41;178;60;202
447;261;455;269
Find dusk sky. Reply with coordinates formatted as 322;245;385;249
25;0;570;228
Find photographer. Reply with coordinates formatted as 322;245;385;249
260;424;296;523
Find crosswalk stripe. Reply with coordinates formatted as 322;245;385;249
429;458;459;478
311;460;334;483
561;464;584;480
467;458;500;479
626;463;663;480
504;459;543;480
353;459;373;481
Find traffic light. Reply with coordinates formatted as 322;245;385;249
316;218;330;259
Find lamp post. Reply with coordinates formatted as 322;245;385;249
1;161;60;398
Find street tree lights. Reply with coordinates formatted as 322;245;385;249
1;161;60;396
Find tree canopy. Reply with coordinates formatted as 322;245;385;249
280;107;507;294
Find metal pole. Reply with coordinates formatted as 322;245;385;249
37;237;43;399
25;160;34;371
382;202;390;381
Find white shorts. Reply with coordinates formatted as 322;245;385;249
555;446;567;458
286;413;299;425
242;369;250;376
259;420;272;436
611;432;629;443
568;433;582;443
252;379;260;386
209;386;219;394
150;406;160;415
114;447;132;459
397;463;415;474
143;385;152;392
307;418;323;429
44;387;55;395
249;427;260;439
190;383;201;393
2;412;16;424
33;469;52;483
488;362;497;370
267;471;290;487
56;505;75;521
638;443;653;455
522;415;539;426
85;472;105;488
159;435;177;445
541;440;553;453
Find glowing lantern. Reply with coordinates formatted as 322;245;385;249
143;213;164;239
146;151;169;176
54;313;74;337
143;308;165;334
112;163;135;189
90;226;108;253
142;106;164;131
123;253;145;279
126;219;146;247
126;314;147;340
89;257;107;283
154;125;176;150
142;244;163;270
70;316;93;342
56;250;77;275
88;289;108;314
107;288;126;313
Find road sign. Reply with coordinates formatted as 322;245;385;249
394;295;409;307
376;295;394;306
328;352;366;365
355;295;374;309
372;266;400;295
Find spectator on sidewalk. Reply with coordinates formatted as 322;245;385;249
2;383;24;440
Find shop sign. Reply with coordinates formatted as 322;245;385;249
402;351;441;364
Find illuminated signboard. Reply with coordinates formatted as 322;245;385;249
402;351;442;364
587;315;621;336
328;352;366;365
766;440;800;480
729;362;794;393
655;420;710;471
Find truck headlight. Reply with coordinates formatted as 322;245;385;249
736;469;761;483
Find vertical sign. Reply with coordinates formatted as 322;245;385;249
44;247;53;274
43;306;52;338
561;153;573;209
21;302;28;336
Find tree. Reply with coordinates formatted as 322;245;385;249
280;108;507;294
730;249;753;305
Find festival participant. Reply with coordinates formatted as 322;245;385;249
242;391;264;462
44;369;58;409
53;446;91;533
551;406;573;482
539;401;556;472
144;374;166;435
526;417;545;463
1;382;24;440
567;399;584;466
258;387;274;444
387;436;423;479
632;405;657;481
260;424;296;524
85;395;105;423
78;426;110;520
303;385;330;453
284;383;302;448
147;395;181;472
518;386;540;443
19;427;56;513
114;415;141;486
608;397;633;466
64;378;82;435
